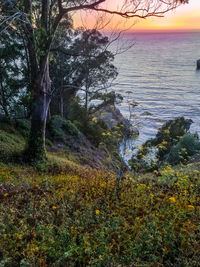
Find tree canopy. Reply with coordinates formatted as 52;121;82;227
0;0;188;163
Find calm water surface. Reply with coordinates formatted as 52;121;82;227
112;31;200;159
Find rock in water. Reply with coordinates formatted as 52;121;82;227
197;59;200;70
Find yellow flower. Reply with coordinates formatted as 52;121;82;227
95;209;100;215
169;197;176;203
4;193;8;197
52;205;57;210
187;205;194;210
92;117;97;122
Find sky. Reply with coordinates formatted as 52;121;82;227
74;0;200;31
133;0;200;30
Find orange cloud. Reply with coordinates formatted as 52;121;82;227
74;0;200;31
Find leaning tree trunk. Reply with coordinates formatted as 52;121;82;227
26;62;51;162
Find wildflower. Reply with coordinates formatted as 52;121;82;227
95;209;100;215
169;197;176;203
164;129;170;134
92;117;97;122
187;205;194;210
52;205;57;210
4;193;8;197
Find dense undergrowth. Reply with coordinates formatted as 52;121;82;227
1;120;200;266
0;121;26;162
1;160;200;266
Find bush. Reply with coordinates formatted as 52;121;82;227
67;98;109;147
0;130;25;162
49;115;80;141
129;117;196;172
168;133;200;165
151;117;193;162
15;119;31;138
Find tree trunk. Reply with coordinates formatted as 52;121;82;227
85;87;88;111
26;62;51;162
47;105;51;122
59;93;64;117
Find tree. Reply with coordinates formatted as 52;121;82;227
0;28;25;118
0;0;188;162
72;29;118;111
51;28;118;115
50;20;74;118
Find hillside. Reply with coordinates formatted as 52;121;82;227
1;123;200;266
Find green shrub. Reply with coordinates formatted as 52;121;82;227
15;119;31;138
49;115;80;141
0;130;25;162
168;133;200;165
151;117;193;163
129;117;196;172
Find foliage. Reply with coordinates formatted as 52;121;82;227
50;28;118;116
151;117;193;163
129;117;197;172
0;162;200;266
90;91;123;113
0;129;25;162
48;115;80;141
0;28;26;118
66;98;107;147
70;29;118;110
15;119;31;138
168;133;200;165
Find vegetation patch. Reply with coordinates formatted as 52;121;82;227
0;129;25;162
0;162;200;266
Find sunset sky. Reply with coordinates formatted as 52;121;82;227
74;0;200;31
133;0;200;30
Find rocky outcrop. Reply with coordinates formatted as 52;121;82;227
95;104;139;135
47;115;123;170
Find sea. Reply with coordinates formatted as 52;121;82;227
110;31;200;161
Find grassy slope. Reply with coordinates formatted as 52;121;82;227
0;123;26;162
1;124;200;266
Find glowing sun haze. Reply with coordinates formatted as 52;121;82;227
132;0;200;30
74;0;200;31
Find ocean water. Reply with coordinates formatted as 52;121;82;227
112;31;200;159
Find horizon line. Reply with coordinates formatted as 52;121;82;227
102;28;200;32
